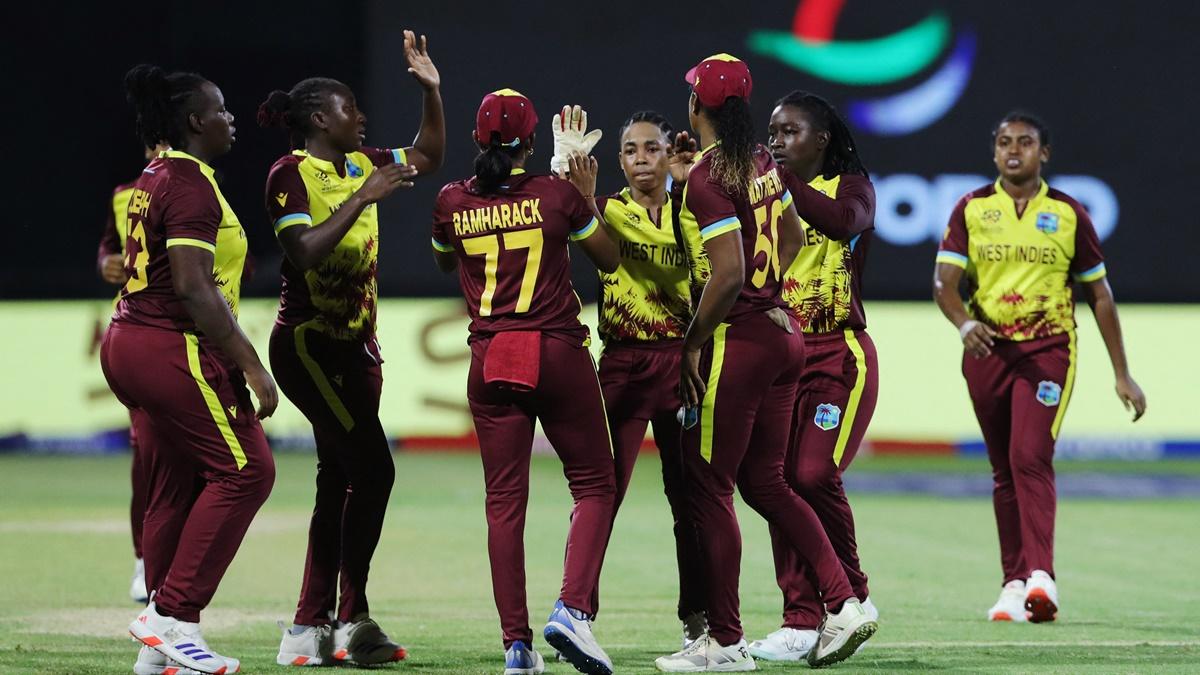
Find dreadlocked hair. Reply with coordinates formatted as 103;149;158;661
992;110;1050;147
619;110;675;143
774;91;868;178
700;97;756;195
473;133;524;195
124;64;209;150
257;77;353;149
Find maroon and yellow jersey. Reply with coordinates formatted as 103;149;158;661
594;189;691;343
431;169;597;342
113;150;248;331
266;146;407;342
681;143;793;322
99;179;138;264
780;171;875;334
937;179;1106;341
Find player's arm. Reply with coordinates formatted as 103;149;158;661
787;172;875;241
565;152;619;273
777;199;804;273
679;229;742;407
98;198;127;284
397;30;445;175
1081;278;1145;421
168;244;277;419
934;197;995;357
276;164;416;271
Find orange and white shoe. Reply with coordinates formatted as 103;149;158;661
1024;570;1059;623
987;580;1028;622
276;622;333;666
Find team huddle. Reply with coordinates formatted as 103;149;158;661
97;31;1146;675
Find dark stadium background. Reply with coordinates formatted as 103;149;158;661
10;0;1198;302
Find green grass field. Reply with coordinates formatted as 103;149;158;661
1;452;1198;674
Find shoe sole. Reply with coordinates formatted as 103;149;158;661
1025;589;1058;623
544;622;613;675
748;645;807;661
276;653;327;667
806;620;877;668
129;622;226;675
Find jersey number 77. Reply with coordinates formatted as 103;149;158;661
462;229;544;316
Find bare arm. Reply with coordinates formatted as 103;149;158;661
565;153;619;274
399;30;445;175
790;174;874;241
777;202;804;274
1083;278;1146;420
169;245;278;418
432;248;457;273
278;164;416;271
679;230;744;407
934;262;996;358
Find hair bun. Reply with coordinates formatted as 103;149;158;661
123;64;168;106
256;89;292;128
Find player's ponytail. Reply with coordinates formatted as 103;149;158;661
124;63;208;149
775;91;868;178
258;77;353;149
703;97;756;195
473;133;518;194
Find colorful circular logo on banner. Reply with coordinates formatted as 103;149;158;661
747;0;976;136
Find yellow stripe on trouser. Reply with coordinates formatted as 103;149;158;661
699;323;730;463
588;353;616;457
1050;330;1077;440
294;325;356;432
184;333;248;470
833;329;868;466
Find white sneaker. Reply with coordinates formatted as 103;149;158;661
131;558;149;604
806;598;877;668
681;611;708;650
543;600;613;675
1025;570;1059;623
276;622;334;666
862;596;879;622
505;640;546;675
133;646;238;675
747;627;818;661
655;635;756;672
129;602;234;674
988;580;1028;622
331;615;407;664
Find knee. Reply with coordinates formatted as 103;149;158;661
1011;452;1053;482
737;475;791;516
789;463;836;496
240;457;276;503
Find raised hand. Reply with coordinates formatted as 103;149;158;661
551;104;603;176
668;130;699;184
403;30;440;90
359;163;419;203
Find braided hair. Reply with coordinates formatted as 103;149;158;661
698;97;756;195
256;77;354;149
619;110;675;143
774;91;867;178
123;64;209;149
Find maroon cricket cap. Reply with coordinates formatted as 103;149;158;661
684;53;753;108
475;88;538;146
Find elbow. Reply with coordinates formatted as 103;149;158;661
598;254;619;275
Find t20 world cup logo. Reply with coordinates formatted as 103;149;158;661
748;0;975;136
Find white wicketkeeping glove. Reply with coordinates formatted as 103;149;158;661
550;104;602;176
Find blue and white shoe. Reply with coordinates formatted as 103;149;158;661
129;601;232;674
543;600;613;675
504;640;545;675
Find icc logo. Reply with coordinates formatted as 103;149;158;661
814;403;842;431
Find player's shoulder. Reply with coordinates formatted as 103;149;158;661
958;182;998;209
113;178;140;196
1045;186;1087;218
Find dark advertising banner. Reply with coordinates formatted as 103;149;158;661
365;0;1199;302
